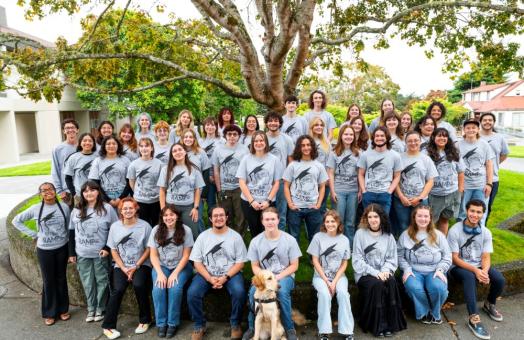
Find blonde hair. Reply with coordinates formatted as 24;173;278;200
407;205;438;246
309;117;329;152
175;109;195;138
181;128;202;153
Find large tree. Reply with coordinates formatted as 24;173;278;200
2;0;524;111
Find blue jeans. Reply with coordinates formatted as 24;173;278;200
320;186;330;216
313;276;354;335
247;276;295;331
333;191;358;245
152;264;193;327
187;272;245;329
391;196;428;237
486;181;499;225
362;191;392;215
450;266;505;315
275;181;287;230
458;189;489;227
404;271;448;320
287;207;322;243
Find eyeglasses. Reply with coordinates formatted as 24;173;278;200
39;188;55;193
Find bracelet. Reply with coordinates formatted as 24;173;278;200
486;183;493;187
249;199;255;205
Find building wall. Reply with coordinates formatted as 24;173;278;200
14;112;38;153
506;83;524;97
0;111;18;163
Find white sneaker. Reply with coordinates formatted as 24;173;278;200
85;311;95;323
103;328;121;340
135;323;150;334
94;312;104;322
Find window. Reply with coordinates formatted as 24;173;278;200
512;113;524;127
498;112;504;127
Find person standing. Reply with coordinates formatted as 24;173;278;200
368;99;395;133
187;206;247;340
303;90;337;140
241;115;260;148
52;118;79;205
169;109;200;144
153;120;173;165
200;117;223;218
135;112;156;141
118;124;139;162
282;95;309;144
217;107;236;137
64;132;97;202
381;112;406;154
427;101;458;142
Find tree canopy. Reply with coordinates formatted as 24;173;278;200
2;1;524;111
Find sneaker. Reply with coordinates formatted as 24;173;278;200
342;335;354;340
103;328;121;340
166;326;177;338
376;333;385;338
468;314;491;340
431;315;443;325
420;314;432;324
242;329;253;340
191;328;206;340
231;326;243;339
135;323;150;334
483;301;503;322
85;311;95;323
157;326;167;338
319;334;330;340
94;312;104;322
384;331;393;337
286;329;299;340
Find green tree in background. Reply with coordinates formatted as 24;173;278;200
447;63;510;103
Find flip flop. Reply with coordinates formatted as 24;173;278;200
44;318;55;326
59;313;71;321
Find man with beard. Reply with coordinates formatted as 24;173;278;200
479;113;509;225
448;199;505;340
52;118;79;205
187;206;247;340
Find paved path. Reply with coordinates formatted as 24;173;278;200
0;175;51;218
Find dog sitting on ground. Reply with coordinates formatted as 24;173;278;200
252;270;287;340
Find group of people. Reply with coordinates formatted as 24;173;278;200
12;91;510;340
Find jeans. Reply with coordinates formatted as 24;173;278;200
187;273;245;329
486;181;499;226
176;204;199;237
458;189;489;227
333;191;358;245
449;266;505;315
313;276;354;335
76;256;110;313
152;264;193;327
247;276;295;331
320;186;330;216
37;244;69;318
391;196;428;237
275;181;287;230
362;191;392;215
404;271;448;320
287;207;322;243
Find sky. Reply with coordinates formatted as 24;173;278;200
0;0;486;96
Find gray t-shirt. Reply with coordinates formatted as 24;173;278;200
458;139;496;189
283;159;329;209
368;117;380;133
307;232;351;281
352;228;398;283
391;136;406;154
267;133;294;166
148;224;194;269
157;165;206;205
188;150;211;172
64;152;97;195
168;126;200;144
240;134;253;148
127;158;163;203
447;222;493;268
69;203;118;258
420;135;431;152
282;115;309;143
13;202;70;250
428;150;465;196
189;228;247;276
315;141;330;167
303;110;337;138
398;153;438;198
154;142;172;165
88;156;130;200
236;153;282;202
327;149;360;193
397;230;452;274
123;145;139;162
357;148;402;193
247;231;302;276
480;133;509;182
211;143;249;190
52;142;77;193
106;219;152;268
200;137;224;159
135;131;156;142
438;121;457;142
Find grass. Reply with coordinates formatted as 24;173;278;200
509;145;524;159
0;161;51;177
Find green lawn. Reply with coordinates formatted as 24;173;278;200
509;145;524;159
0;161;51;177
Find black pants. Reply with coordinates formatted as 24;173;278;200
138;201;160;227
37;244;70;318
240;199;274;238
102;266;152;329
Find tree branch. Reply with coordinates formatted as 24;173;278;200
183;37;241;63
78;0;115;51
114;0;132;41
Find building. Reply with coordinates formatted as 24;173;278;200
462;79;524;131
0;6;103;164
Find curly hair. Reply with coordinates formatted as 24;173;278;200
308;90;327;110
370;126;392;150
292;135;318;161
360;203;391;234
99;135;124;158
426;101;447;120
320;209;344;235
426;127;460;162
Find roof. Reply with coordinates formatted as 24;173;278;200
0;25;54;48
463;83;507;93
464;80;524;112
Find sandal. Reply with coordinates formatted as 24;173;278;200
59;313;71;321
44;318;55;326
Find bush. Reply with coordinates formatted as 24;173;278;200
409;99;468;127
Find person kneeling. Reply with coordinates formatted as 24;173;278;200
448;199;505;340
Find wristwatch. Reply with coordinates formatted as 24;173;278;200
225;274;231;281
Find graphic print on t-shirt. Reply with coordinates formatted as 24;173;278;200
363;241;380;266
462;148;483;177
247;163;272;197
168;171;192;202
100;163;125;197
367;158;388;190
159;237;182;268
260;247;285;274
117;233;140;267
320;243;344;280
204;143;215;157
407;239;437;265
336;154;357;182
459;234;481;262
284;122;296;135
135;166;158;200
76;212;99;237
204;241;233;276
40;210;65;242
155;151;167;162
220;152;240;186
434;156;454;189
292;167;317;202
78;160;93;180
401;162;424;197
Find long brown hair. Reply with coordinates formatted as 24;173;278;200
381;112;404;140
118;123;137;152
77;180;107;219
249;131;269;154
165;143;194;187
155;204;186;246
333;124;359;157
407;205;438;246
320;209;343;235
349;116;369;151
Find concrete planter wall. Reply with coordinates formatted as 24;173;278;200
7;195;524;321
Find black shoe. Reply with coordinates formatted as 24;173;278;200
166;326;177;338
376;332;384;338
420;314;432;324
157;326;167;338
319;334;330;340
342;335;354;340
468;314;490;340
384;331;393;337
431;315;443;325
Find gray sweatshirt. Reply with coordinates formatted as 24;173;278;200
397;230;452;274
52;142;77;193
352;228;397;283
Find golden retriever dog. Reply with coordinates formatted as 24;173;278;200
252;270;287;340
